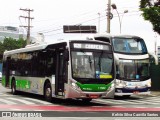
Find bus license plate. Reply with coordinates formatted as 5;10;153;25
89;95;99;99
133;91;139;94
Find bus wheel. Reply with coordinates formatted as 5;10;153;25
82;98;92;103
44;82;52;102
11;80;17;95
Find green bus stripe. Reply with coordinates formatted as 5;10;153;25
2;77;31;89
15;79;31;89
76;82;112;92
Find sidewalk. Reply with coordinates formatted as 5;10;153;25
135;91;160;97
151;91;160;96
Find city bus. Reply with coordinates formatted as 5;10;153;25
94;34;158;97
2;38;115;102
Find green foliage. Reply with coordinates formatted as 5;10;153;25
140;0;160;35
0;37;26;62
140;0;152;8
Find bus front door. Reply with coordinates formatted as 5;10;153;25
5;57;10;87
55;51;67;96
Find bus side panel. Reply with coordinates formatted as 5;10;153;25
11;76;51;95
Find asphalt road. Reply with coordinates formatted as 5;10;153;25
0;83;160;120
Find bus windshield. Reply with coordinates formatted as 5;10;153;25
113;38;147;54
118;59;150;81
71;50;113;79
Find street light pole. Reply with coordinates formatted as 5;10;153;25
115;9;121;33
120;10;128;33
107;0;111;33
98;13;101;33
111;4;128;34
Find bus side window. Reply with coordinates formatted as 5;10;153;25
42;51;56;77
38;52;46;77
46;57;55;76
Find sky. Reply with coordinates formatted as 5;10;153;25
0;0;159;53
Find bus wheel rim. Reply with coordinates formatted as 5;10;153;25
12;83;15;93
46;88;51;97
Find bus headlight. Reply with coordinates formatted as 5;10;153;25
107;83;114;91
71;82;80;90
111;83;115;88
146;81;151;87
116;81;127;87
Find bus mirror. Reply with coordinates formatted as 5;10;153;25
64;50;69;61
114;54;119;65
116;73;119;78
149;52;158;65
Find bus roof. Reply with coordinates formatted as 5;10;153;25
3;38;109;56
94;34;143;39
4;42;48;56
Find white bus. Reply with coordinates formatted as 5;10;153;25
94;34;158;97
2;38;115;102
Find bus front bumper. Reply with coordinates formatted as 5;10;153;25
115;87;151;96
66;85;115;99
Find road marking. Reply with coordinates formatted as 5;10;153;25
137;98;160;103
112;106;126;108
126;99;159;104
7;98;35;105
94;96;160;105
94;99;124;104
10;109;22;111
23;98;52;105
94;99;141;105
0;98;17;105
145;97;160;101
0;93;13;96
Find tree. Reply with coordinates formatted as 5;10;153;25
0;37;26;62
140;0;160;35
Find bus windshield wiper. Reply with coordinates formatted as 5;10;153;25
98;51;104;71
88;56;92;70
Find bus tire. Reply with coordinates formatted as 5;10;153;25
11;80;17;95
44;82;52;102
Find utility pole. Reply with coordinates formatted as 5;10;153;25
19;8;34;45
98;13;100;33
107;0;111;33
155;32;157;56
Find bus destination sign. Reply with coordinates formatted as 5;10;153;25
73;43;110;50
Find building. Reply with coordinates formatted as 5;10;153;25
0;26;35;70
0;26;26;42
0;26;37;43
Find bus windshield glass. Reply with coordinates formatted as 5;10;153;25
118;59;150;81
113;38;147;54
71;50;113;79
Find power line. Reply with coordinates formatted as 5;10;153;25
34;9;140;34
33;9;142;36
43;12;141;36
